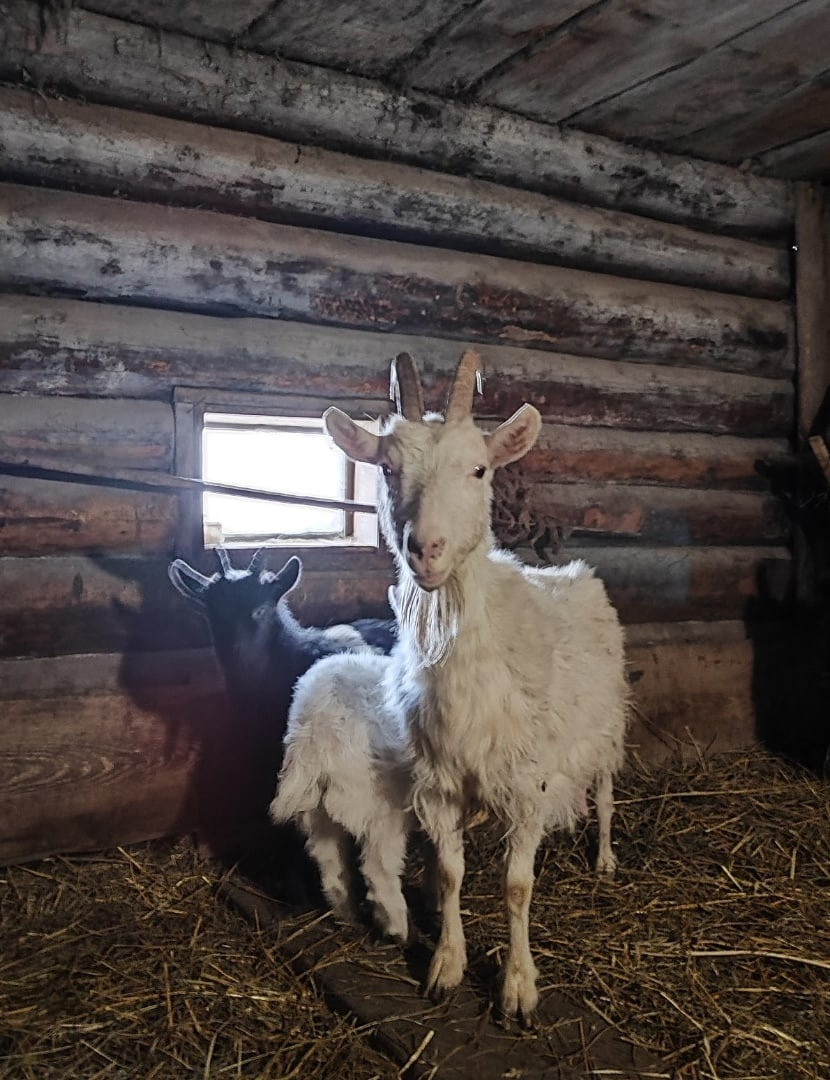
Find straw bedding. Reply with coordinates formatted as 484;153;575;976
1;748;828;1079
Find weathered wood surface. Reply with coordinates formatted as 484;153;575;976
408;0;600;93
0;395;172;471
0;464;785;560
0;546;790;659
0;88;790;298
0;554;396;658
0;620;766;864
478;0;794;126
572;0;830;146
83;0;273;40
240;0;463;75
0;476;176;556
520;484;786;546
794;183;830;442
519;426;789;490
0;296;794;420
0;1;792;234
0;186;794;376
220;878;667;1080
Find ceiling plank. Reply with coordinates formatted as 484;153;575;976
241;0;465;76
566;0;830;144
81;0;272;40
758;127;830;181
671;74;830;163
477;0;796;124
408;0;593;93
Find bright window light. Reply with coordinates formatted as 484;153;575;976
201;412;378;547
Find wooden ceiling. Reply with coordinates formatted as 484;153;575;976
79;0;830;182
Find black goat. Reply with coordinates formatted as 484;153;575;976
169;548;396;740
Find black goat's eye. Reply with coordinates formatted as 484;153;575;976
473;465;487;478
380;463;394;478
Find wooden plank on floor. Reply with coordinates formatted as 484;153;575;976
218;876;669;1079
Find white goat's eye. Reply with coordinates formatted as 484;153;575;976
473;465;487;478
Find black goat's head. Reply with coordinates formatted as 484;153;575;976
168;549;302;651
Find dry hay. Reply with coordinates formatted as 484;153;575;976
1;748;828;1079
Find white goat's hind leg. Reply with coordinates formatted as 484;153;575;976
360;815;412;945
594;770;617;877
422;804;467;1001
501;823;545;1027
303;807;359;925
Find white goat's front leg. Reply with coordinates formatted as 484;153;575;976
501;823;545;1027
360;814;413;945
421;798;467;1001
594;770;617;877
302;807;359;925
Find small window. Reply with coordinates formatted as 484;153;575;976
201;412;378;548
173;388;381;554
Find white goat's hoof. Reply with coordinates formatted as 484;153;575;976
500;967;539;1030
424;943;466;1002
596;850;617;877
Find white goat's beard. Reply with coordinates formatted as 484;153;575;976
396;572;463;668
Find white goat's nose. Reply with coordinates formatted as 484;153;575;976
407;530;446;565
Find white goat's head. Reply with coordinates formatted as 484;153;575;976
324;350;541;591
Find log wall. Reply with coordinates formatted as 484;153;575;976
0;13;802;863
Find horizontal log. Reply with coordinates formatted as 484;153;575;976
0;187;794;376
0;88;790;299
0;475;177;556
0;621;774;861
568;545;792;625
0;554;396;658
0;394;172;471
497;482;787;546
0;1;792;234
0;544;790;660
0;295;794;416
518;426;790;490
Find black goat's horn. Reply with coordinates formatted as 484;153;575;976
390;352;424;421
445;348;483;421
216;548;233;575
248;548;266;573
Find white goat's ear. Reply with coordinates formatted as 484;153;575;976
487;404;542;469
323;407;382;463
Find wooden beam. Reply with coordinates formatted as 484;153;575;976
0;0;792;234
476;0;795;129
794;182;830;443
0;185;794;376
0;87;790;298
0;546;790;659
0;295;795;411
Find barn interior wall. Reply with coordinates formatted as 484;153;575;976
0;6;813;864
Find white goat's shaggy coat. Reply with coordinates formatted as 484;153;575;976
323;350;628;1025
268;651;416;943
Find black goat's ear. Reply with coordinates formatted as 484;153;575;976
272;555;302;595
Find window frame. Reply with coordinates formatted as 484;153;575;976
173;386;386;562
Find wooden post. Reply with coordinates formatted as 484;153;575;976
795;182;830;443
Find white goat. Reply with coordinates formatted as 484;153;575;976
268;613;417;944
323;350;628;1026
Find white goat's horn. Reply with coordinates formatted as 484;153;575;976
390;352;424;421
445;349;483;421
216;547;233;575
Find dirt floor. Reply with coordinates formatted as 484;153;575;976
1;748;828;1079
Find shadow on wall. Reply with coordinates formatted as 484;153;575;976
102;555;319;906
747;454;830;775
